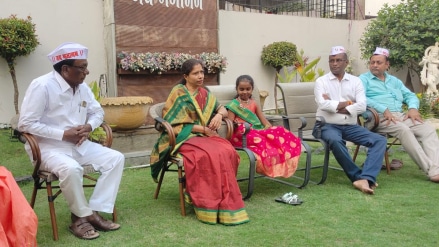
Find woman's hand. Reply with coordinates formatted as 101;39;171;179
205;127;219;137
208;113;223;131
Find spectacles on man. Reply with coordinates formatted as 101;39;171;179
69;65;89;73
369;61;385;65
328;59;346;64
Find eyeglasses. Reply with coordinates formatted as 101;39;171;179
369;61;385;65
328;59;346;64
69;65;89;73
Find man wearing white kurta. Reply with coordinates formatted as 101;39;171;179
313;46;386;195
18;42;124;240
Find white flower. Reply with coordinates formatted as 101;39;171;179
117;51;227;73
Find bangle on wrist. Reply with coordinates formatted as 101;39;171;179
203;126;206;134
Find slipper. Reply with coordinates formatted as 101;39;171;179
275;192;303;205
381;159;403;170
86;212;120;231
69;217;100;240
390;159;403;170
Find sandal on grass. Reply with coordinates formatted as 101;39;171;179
86;212;120;231
69;217;100;240
275;192;303;206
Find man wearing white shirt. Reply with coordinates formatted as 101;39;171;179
18;42;124;240
313;46;386;194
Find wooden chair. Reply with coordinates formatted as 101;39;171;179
276;82;331;185
353;107;396;174
149;102;243;216
18;123;117;241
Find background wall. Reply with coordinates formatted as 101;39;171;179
0;0;406;125
217;10;371;110
0;0;106;125
365;0;402;16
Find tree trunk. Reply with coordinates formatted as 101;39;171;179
7;60;19;114
274;68;280;113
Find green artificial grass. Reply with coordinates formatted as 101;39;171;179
1;128;439;246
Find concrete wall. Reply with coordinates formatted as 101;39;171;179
0;0;401;125
218;10;371;110
365;0;402;16
0;0;106;125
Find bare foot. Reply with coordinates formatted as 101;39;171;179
370;182;379;190
353;179;374;195
430;174;439;183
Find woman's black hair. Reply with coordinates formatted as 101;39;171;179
178;58;204;85
234;75;255;99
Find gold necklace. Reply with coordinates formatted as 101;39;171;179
238;98;249;108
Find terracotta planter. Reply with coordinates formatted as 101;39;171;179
100;96;154;131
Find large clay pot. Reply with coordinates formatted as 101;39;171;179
100;96;153;130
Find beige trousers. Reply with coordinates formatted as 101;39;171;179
376;112;439;178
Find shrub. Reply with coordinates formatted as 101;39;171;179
261;41;297;71
0;15;39;114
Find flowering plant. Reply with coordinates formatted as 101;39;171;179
117;51;228;74
415;93;439;118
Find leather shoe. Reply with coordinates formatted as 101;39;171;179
86;212;120;231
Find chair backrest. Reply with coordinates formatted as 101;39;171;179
206;85;261;108
276;82;317;134
149;102;165;120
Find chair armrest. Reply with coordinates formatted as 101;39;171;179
20;132;42;179
361;107;380;131
154;116;176;150
240;122;252;148
100;123;113;148
280;115;308;136
313;116;326;139
222;118;234;140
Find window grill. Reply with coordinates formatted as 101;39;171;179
219;0;363;20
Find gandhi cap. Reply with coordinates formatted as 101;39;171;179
47;42;88;65
373;47;389;57
330;46;346;55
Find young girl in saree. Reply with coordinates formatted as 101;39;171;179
150;59;249;225
226;75;302;178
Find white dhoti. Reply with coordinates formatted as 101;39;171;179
32;141;124;217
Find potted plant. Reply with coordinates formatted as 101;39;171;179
88;81;154;131
261;41;298;111
277;49;325;83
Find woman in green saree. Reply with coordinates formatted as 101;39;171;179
150;59;249;225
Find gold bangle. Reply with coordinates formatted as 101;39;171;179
203;126;206;134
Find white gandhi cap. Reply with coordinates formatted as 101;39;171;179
47;42;88;65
